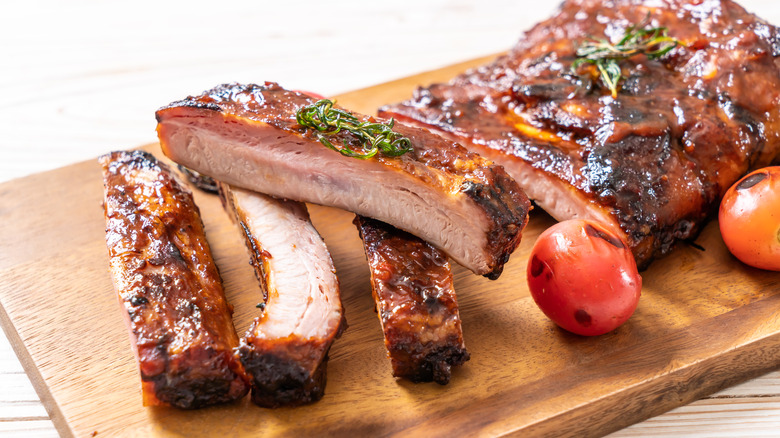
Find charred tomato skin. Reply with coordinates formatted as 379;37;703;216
719;167;780;271
527;219;642;336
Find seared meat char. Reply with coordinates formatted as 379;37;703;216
100;150;249;409
219;183;344;407
380;0;780;268
155;82;531;279
355;216;469;385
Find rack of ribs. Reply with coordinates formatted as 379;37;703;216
380;0;780;268
100;150;249;409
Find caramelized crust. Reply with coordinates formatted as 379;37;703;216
156;82;531;279
355;216;469;385
381;0;780;268
99;150;248;409
219;184;344;407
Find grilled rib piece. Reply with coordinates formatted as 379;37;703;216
155;82;531;279
355;216;469;385
100;150;249;409
380;0;780;268
219;183;344;407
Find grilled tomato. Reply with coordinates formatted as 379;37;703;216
526;219;642;336
719;167;780;271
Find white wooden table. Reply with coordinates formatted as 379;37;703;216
2;0;780;436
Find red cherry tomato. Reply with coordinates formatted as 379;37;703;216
719;166;780;271
526;219;642;336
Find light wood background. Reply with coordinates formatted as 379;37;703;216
2;0;780;436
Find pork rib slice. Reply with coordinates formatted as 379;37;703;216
219;183;344;407
380;0;780;268
155;82;531;279
100;150;249;409
354;216;469;385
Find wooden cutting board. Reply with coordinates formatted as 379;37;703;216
1;56;779;438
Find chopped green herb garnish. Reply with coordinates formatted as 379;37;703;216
295;99;412;159
573;17;679;98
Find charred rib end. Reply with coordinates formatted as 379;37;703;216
236;346;328;408
141;351;250;409
393;345;470;385
459;178;530;280
483;266;504;281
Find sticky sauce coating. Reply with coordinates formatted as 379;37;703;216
355;216;469;384
382;0;780;268
100;150;248;409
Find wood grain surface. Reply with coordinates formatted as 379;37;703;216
1;59;780;437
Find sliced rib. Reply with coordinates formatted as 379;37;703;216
100;150;249;409
219;183;344;407
355;216;469;385
155;82;531;279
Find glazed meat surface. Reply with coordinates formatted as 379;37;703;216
100;150;249;409
219;183;344;407
380;0;780;268
155;82;531;279
355;216;469;385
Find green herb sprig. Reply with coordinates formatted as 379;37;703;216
572;18;680;98
295;99;412;159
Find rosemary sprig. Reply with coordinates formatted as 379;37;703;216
572;18;679;98
295;99;412;159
